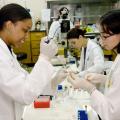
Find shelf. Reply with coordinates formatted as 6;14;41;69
85;32;100;35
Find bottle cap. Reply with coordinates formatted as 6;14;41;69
57;85;63;90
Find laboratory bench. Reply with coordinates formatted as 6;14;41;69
22;64;99;120
22;94;98;120
21;54;112;120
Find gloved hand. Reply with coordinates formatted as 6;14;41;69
51;68;68;90
85;73;107;84
40;36;58;61
67;72;96;94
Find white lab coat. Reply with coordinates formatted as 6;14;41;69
0;38;54;120
78;39;104;77
91;54;120;120
48;19;74;39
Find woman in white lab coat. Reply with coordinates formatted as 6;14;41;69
0;4;67;120
67;28;104;77
48;7;73;40
68;10;120;120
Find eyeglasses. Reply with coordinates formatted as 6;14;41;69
100;33;115;40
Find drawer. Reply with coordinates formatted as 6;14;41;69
103;49;112;55
31;32;46;41
32;56;39;63
14;42;30;52
31;41;40;48
26;33;30;41
13;41;31;63
32;48;40;56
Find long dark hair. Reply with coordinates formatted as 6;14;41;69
57;7;69;20
0;3;31;30
99;9;120;53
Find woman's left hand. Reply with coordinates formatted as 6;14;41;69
51;68;68;89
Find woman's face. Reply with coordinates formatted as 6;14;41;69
100;32;120;50
98;25;120;50
6;19;32;47
68;36;84;49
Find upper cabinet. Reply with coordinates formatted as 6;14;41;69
47;0;118;25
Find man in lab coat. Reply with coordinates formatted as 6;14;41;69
67;28;104;78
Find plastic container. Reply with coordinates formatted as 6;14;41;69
34;96;50;108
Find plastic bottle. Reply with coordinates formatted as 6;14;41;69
55;85;64;103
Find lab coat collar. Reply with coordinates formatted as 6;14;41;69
85;38;91;61
86;38;92;51
0;38;14;58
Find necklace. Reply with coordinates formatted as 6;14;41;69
105;55;120;90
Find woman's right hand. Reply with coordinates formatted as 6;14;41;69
85;73;107;84
40;36;58;61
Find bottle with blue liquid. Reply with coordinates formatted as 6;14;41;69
55;85;64;102
78;110;88;120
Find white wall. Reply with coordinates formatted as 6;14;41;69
4;0;47;18
1;0;47;30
